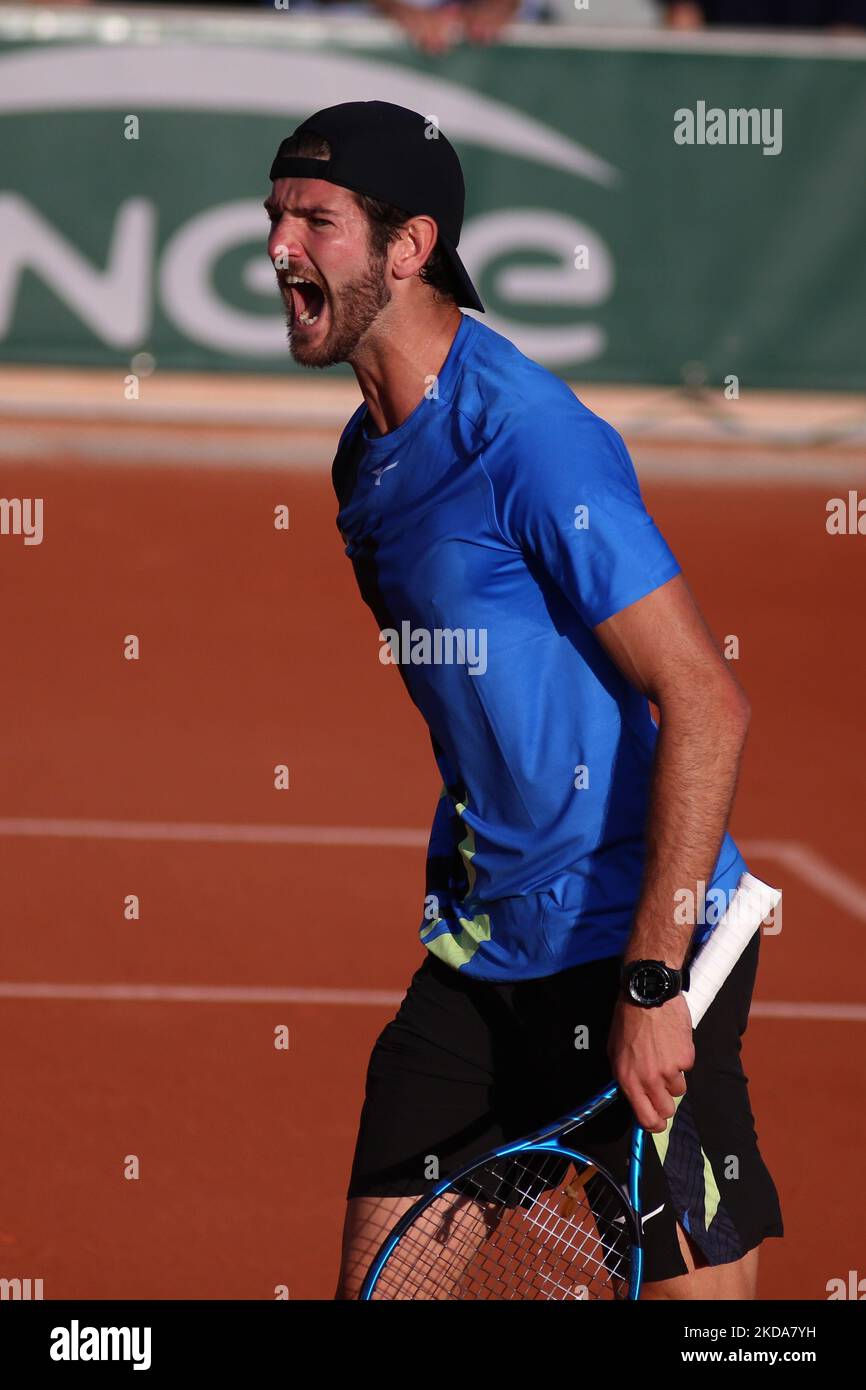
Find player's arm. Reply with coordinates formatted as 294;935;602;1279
592;572;751;1131
593;570;750;965
490;408;749;1130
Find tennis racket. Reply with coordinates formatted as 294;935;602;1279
359;871;781;1301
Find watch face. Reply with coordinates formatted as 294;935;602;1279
630;964;670;1004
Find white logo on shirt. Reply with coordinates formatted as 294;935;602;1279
371;461;399;487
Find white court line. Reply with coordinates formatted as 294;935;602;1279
1;820;864;921
0;982;401;1007
742;839;866;923
0;817;428;848
3;427;865;481
0;427;334;471
750;1001;866;1022
0;981;862;1021
1;821;863;1018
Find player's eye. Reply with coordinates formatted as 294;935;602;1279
311;217;333;228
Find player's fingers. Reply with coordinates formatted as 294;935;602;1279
621;1079;668;1133
644;1078;678;1128
664;1068;688;1097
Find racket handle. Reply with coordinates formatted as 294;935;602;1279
682;872;781;1027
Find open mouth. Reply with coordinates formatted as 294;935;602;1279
284;274;326;329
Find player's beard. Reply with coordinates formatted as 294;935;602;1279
286;254;391;369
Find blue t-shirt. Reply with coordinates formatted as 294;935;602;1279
332;313;748;980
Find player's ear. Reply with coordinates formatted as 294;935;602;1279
391;216;438;284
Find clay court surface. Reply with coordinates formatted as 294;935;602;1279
1;369;864;1300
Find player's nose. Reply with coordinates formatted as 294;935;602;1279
267;222;306;266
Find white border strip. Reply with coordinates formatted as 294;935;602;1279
2;427;864;482
502;24;866;57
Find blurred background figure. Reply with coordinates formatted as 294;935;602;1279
16;0;866;32
659;0;866;29
17;0;667;46
35;0;541;53
289;0;534;54
371;0;530;52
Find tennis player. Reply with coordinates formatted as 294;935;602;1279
266;101;783;1300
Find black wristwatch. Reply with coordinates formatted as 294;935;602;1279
620;958;690;1008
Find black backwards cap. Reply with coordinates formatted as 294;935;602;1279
269;100;483;313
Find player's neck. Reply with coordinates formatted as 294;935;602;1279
351;301;462;439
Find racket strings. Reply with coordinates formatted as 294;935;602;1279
371;1149;634;1300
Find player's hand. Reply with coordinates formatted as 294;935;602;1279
606;994;695;1133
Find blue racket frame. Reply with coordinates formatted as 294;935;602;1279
360;1082;646;1300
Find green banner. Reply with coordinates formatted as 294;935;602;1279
1;20;864;389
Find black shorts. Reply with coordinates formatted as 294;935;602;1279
347;932;783;1284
